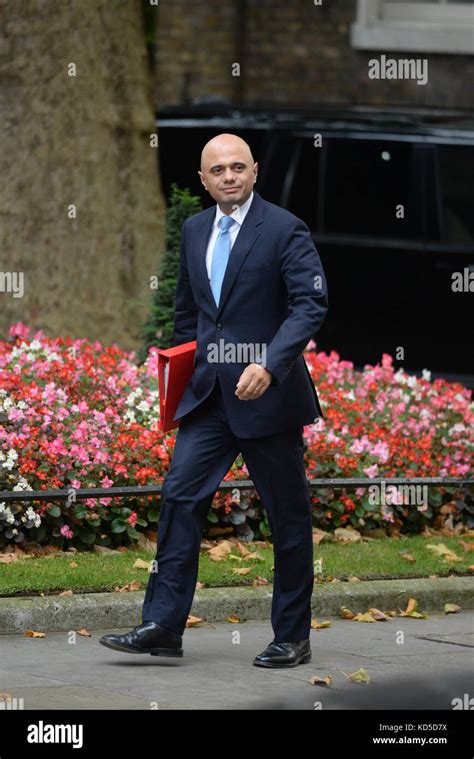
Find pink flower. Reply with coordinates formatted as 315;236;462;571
363;464;379;478
60;524;74;539
128;512;138;527
8;322;30;340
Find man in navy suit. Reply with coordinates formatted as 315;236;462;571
100;134;328;667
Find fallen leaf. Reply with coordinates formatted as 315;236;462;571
347;576;361;582
339;606;355;619
24;630;46;638
195;582;206;589
312;529;330;545
114;580;141;592
0;693;14;702
228;554;243;562
77;628;91;636
352;612;377;623
459;541;474;552
309;675;332;686
400;552;416;563
186;615;203;627
252;576;270;586
227;614;241;623
0;554;16;564
235;541;252;557
345;668;371;684
231;567;252;575
444;603;460;614
69;561;79;568
208;540;233;561
368;608;392;621
426;543;462;562
133;558;152;570
311;618;332;629
334;527;361;543
246;552;264;562
58;590;73;596
399;597;428;618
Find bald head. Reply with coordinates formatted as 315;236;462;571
198;133;258;213
200;134;254;171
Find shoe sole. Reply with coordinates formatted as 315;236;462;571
99;639;183;657
252;652;311;668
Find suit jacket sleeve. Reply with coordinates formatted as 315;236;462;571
171;221;199;347
257;217;328;385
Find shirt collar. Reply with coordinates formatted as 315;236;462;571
215;190;254;229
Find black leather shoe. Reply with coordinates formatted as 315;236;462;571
99;621;183;657
253;639;311;668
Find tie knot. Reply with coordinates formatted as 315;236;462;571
219;215;235;233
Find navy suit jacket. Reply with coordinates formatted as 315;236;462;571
171;190;328;438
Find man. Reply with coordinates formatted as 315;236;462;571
100;134;328;668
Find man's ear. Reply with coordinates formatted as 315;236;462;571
198;170;207;190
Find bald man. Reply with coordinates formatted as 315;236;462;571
100;133;328;668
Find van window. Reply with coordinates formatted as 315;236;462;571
438;145;474;243
323;138;422;239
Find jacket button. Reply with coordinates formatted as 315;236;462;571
216;323;222;331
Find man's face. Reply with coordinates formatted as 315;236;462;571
198;142;258;212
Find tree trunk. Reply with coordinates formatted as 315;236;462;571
0;0;165;351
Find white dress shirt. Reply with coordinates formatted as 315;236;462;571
205;191;254;280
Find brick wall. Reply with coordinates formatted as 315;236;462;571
154;0;474;110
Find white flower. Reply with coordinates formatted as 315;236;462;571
12;476;32;492
136;400;150;413
422;369;431;382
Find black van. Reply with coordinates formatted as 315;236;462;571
156;103;474;386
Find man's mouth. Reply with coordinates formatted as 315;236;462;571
223;187;239;193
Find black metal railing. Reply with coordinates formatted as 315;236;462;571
0;478;472;502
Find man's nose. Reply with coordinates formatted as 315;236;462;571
222;168;235;182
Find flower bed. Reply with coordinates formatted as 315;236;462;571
0;325;472;549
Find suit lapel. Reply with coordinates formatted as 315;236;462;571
197;191;264;316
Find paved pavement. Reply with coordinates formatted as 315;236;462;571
0;612;472;710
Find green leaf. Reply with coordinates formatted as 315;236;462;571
48;505;61;518
79;528;96;544
111;520;127;534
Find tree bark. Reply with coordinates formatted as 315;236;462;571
0;0;165;351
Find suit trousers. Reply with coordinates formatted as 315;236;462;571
141;376;314;643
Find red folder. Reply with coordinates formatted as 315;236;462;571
158;341;197;432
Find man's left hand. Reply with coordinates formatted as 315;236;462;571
235;363;273;401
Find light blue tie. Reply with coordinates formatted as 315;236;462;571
210;215;236;307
